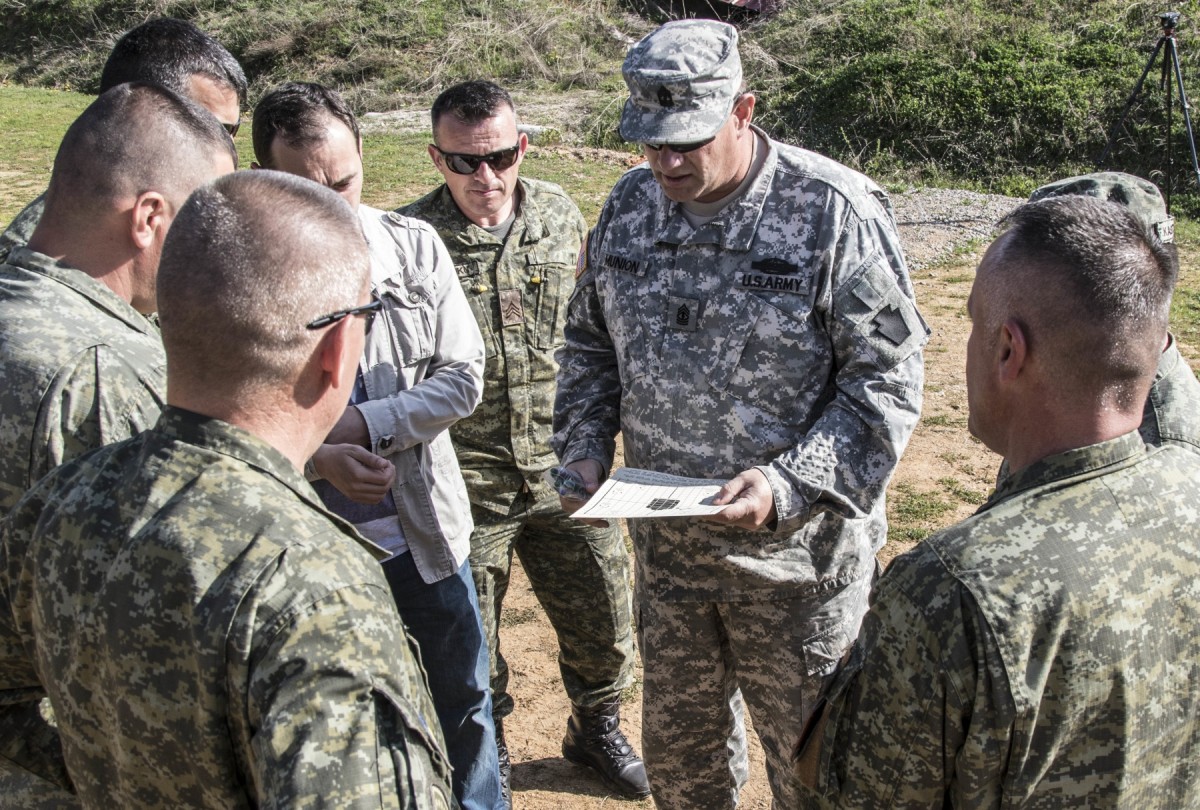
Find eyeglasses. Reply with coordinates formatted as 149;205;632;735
641;136;716;154
306;293;383;334
222;120;241;138
432;144;521;175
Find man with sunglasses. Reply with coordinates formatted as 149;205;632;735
0;17;246;264
1;170;455;808
400;81;646;804
553;20;926;809
251;82;502;810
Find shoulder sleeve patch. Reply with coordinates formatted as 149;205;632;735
576;232;589;280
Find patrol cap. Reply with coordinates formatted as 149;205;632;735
619;19;742;145
1029;171;1174;243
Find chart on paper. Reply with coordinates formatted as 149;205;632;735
570;467;729;519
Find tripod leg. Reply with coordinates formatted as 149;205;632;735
1167;38;1200;199
1098;36;1168;167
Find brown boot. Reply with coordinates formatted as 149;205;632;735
495;718;512;809
561;699;650;800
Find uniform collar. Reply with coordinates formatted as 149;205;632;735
5;245;158;335
653;125;773;252
435;178;542;247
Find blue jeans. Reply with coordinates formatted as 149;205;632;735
382;553;503;810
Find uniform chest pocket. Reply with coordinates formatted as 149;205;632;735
529;261;572;350
707;291;828;421
381;289;435;366
455;265;498;359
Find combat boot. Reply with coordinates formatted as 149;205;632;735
561;699;651;799
495;718;512;809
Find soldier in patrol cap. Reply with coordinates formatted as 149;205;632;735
400;80;646;804
795;194;1200;808
552;19;927;809
1028;171;1200;455
251;82;501;810
0;82;235;804
1;170;456;808
0;17;247;263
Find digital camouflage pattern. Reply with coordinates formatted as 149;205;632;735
1141;338;1200;453
554;129;927;602
810;432;1200;809
0;192;44;265
639;575;871;808
619;19;742;145
0;246;166;515
0;407;454;809
552;127;925;807
400;179;636;716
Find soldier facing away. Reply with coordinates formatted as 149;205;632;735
795;195;1200;808
552;19;926;809
400;80;646;803
1;170;455;808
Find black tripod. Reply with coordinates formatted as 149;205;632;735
1098;11;1200;211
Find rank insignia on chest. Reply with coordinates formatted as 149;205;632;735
499;289;524;326
667;295;702;332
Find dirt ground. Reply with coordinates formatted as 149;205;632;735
494;190;1029;809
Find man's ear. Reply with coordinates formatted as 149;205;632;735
317;316;359;391
998;317;1028;383
250;161;263;170
734;93;756;130
427;143;442;169
130;191;169;250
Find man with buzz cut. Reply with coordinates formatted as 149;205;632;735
0;82;236;803
400;79;647;805
0;16;246;263
795;195;1200;808
553;19;926;809
1;169;455;808
252;82;502;810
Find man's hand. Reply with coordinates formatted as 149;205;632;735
704;468;777;530
558;458;609;528
313;444;395;504
324;405;370;448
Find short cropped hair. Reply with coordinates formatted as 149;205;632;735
44;82;236;217
430;80;515;132
157;171;369;395
100;17;247;106
252;82;360;169
991;195;1177;407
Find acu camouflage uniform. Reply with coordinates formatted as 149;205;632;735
400;179;636;719
0;192;44;266
553;131;926;807
1141;337;1200;453
808;432;1200;809
0;407;454;809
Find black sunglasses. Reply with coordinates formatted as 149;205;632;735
306;293;383;334
641;136;716;154
222;120;241;138
432;144;521;175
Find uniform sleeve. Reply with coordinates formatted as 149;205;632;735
760;208;926;530
247;579;453;809
356;232;484;454
551;210;623;472
31;345;164;487
808;552;1010;809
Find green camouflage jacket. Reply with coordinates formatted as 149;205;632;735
0;408;453;808
0;245;166;515
810;432;1200;808
401;179;585;513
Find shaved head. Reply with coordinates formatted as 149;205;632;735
157;171;370;397
982;195;1176;410
44;82;237;222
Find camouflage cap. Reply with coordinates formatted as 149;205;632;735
1029;171;1174;243
619;19;742;145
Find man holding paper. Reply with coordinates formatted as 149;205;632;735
551;19;927;810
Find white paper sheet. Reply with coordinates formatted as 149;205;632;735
569;467;729;519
